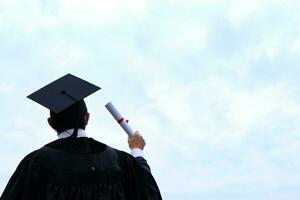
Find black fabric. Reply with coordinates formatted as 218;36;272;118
0;138;162;200
27;74;100;114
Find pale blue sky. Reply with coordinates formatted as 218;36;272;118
1;0;300;199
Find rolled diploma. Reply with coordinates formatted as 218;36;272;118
105;102;134;137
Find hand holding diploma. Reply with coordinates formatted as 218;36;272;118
105;102;146;152
128;131;146;150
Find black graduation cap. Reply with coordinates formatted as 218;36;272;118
27;74;100;113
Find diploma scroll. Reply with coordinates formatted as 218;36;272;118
105;102;134;137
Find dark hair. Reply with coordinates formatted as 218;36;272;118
50;100;87;133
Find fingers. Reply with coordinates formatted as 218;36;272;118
127;130;146;150
128;131;141;139
134;131;141;137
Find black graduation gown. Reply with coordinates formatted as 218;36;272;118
0;137;162;200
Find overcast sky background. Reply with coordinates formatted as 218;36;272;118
1;0;300;199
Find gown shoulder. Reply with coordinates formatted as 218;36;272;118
1;137;162;200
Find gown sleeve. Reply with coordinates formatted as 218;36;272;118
119;152;163;200
0;151;42;200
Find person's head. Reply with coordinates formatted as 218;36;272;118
47;100;90;134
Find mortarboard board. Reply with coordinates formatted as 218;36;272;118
27;74;100;113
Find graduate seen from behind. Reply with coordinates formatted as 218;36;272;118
1;74;162;200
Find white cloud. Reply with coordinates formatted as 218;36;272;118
0;83;14;93
144;76;299;150
45;43;89;70
159;21;209;53
0;0;149;34
226;0;263;26
45;0;149;26
58;0;123;25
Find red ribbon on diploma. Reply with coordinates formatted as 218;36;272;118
117;117;129;124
